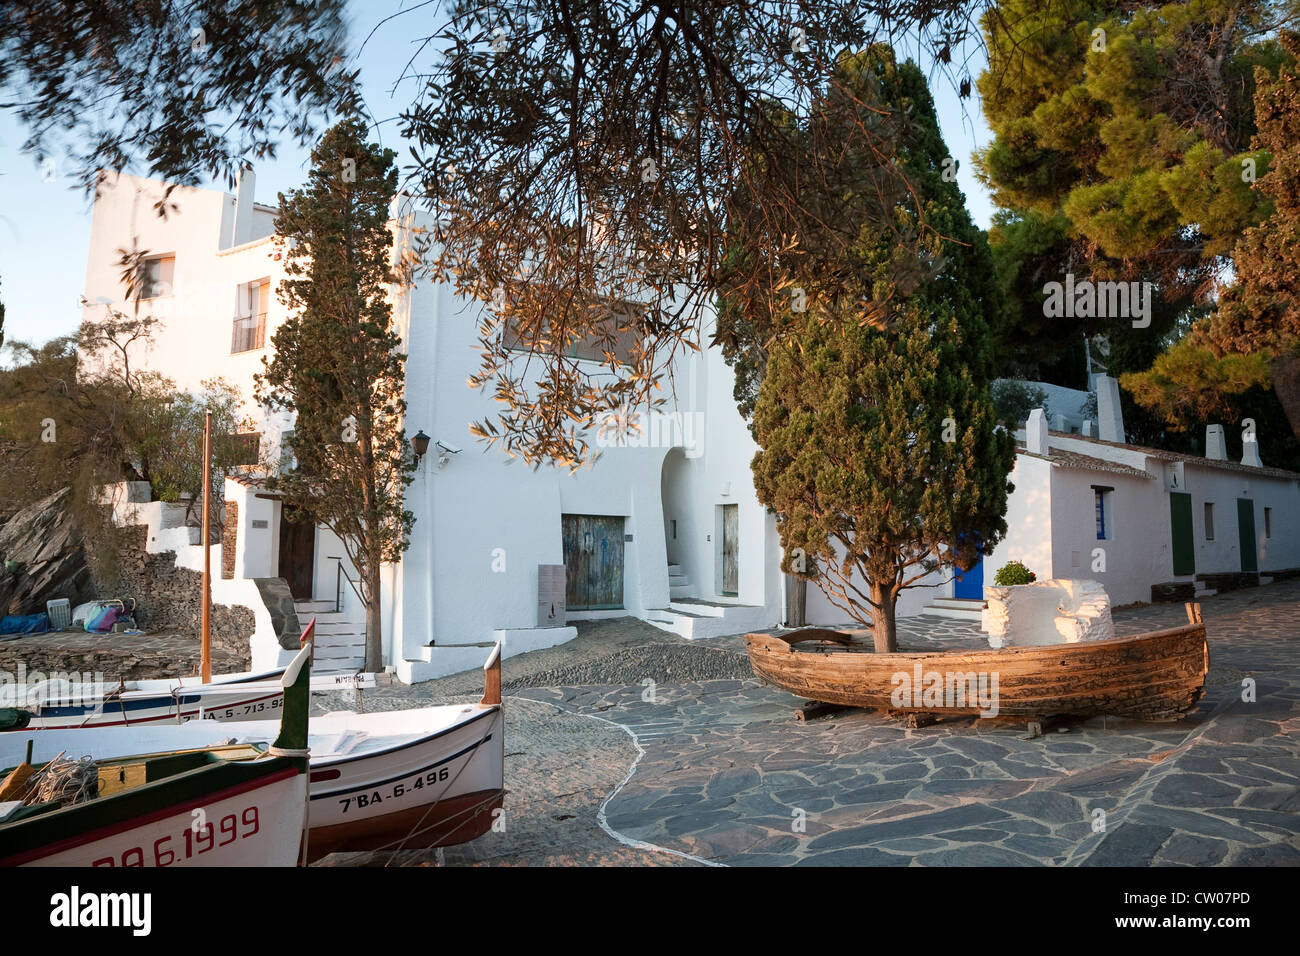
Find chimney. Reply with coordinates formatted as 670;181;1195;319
1205;424;1227;461
1026;407;1049;455
1051;413;1068;432
1095;375;1125;443
1242;428;1262;467
230;166;256;247
1082;420;1096;438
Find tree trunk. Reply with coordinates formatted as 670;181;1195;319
870;581;898;653
1271;351;1300;444
364;561;382;672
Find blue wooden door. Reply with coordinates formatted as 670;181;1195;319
953;532;984;599
562;514;625;609
954;558;984;599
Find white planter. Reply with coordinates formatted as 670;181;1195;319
984;579;1114;648
982;584;1019;647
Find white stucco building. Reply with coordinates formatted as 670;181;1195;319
80;171;1300;680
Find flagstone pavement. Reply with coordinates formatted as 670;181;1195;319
499;584;1300;866
330;581;1299;867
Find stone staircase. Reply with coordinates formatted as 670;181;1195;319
921;597;985;621
644;596;771;640
294;599;365;674
668;563;692;599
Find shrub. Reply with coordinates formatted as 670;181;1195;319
993;560;1037;586
992;379;1050;425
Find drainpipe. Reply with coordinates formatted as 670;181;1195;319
412;213;439;662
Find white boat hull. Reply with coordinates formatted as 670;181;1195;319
3;671;286;730
11;769;307;867
1;703;506;861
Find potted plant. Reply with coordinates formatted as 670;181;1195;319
992;560;1037;586
983;560;1040;646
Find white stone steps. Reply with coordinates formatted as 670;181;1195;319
294;599;337;613
642;600;772;640
922;597;985;621
669;600;729;617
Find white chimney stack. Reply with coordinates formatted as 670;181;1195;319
1082;420;1096;437
1205;425;1227;461
230;166;256;248
1095;375;1125;443
1026;408;1049;455
1242;429;1262;467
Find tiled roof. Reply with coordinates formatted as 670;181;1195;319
226;473;274;489
1049;431;1300;481
1017;446;1155;479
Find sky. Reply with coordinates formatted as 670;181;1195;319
0;2;995;353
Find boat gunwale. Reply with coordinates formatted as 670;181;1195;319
307;704;501;770
745;620;1208;663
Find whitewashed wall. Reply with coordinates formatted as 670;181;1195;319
980;454;1055;588
1177;465;1300;576
82;173;284;424
1043;467;1162;607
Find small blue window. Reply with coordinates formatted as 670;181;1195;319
1094;487;1113;540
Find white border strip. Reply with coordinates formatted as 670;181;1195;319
546;701;725;867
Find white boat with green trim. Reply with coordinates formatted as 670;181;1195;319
0;642;506;862
0;643;314;867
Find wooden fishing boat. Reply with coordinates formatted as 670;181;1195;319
0;642;507;862
745;605;1210;721
0;642;313;867
2;621;376;731
2;667;290;731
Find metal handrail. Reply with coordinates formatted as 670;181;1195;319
334;559;367;614
231;311;267;353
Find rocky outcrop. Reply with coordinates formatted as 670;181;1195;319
254;577;302;651
0;489;253;671
0;489;96;616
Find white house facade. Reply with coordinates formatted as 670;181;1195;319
80;171;1300;681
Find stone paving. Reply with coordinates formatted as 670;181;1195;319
511;584;1300;866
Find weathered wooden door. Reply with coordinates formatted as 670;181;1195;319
562;514;625;610
722;504;739;595
1237;499;1258;573
278;513;316;599
1169;492;1195;576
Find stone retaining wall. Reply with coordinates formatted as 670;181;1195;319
1151;581;1196;603
0;632;242;683
98;525;253;669
1195;572;1260;593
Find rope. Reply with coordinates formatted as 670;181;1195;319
26;755;99;808
322;709;500;864
267;746;310;758
377;715;499;861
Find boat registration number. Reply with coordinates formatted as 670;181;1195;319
200;697;282;720
92;807;261;866
338;767;451;813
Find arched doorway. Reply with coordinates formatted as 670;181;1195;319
660;447;693;596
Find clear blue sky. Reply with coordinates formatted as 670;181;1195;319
0;3;994;352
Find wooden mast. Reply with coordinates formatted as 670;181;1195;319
200;411;212;682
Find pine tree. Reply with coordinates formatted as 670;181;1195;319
1119;30;1300;452
746;47;1017;653
256;119;416;672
